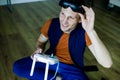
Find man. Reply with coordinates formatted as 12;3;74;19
13;0;112;80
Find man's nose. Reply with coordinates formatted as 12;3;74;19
63;18;68;26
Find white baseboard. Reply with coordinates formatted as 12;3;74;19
0;0;46;6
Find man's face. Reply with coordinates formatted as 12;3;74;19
59;7;80;33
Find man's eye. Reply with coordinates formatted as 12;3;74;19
61;12;64;15
69;16;74;19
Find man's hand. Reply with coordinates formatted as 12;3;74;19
79;5;95;33
31;48;43;59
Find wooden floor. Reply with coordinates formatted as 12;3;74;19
0;0;120;80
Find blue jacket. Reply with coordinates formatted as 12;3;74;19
45;18;86;68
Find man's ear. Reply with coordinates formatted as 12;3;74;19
77;15;81;23
78;17;81;23
78;19;81;23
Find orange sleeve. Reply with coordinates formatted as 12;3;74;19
85;33;92;46
41;19;52;37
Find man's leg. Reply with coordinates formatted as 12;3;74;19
59;62;89;80
13;56;56;80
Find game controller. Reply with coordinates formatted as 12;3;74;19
30;53;59;80
34;53;59;65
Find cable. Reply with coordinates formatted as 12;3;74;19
50;61;60;80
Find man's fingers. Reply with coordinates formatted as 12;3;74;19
36;48;42;53
82;5;89;12
31;49;42;59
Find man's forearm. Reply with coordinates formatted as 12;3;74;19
36;34;48;52
36;41;45;50
87;30;112;68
